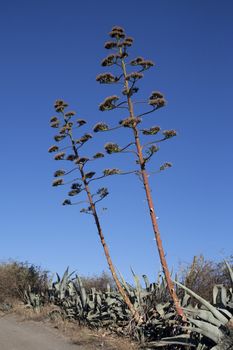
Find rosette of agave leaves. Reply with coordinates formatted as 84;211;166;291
147;261;233;350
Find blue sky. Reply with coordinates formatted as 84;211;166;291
1;0;232;282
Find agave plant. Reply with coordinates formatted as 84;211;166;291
95;25;183;318
147;261;233;349
48;100;141;323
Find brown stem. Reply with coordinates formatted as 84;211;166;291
66;129;141;323
119;51;185;319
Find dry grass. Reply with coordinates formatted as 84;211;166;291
13;304;61;322
71;326;138;350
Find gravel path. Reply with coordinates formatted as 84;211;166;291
0;314;82;350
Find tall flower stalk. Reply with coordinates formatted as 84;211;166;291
48;100;141;322
95;26;184;318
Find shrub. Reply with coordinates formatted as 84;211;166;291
0;261;48;303
180;254;233;303
80;271;114;292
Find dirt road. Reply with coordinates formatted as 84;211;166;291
0;314;82;350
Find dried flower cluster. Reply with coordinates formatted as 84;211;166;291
97;187;109;199
126;72;143;81
75;157;89;165
99;96;119;111
130;57;154;70
93;152;105;159
121;37;133;47
160;162;172;171
48;145;59;153
54;169;66;177
71;183;82;190
104;41;117;50
119;117;141;128
103;168;121;176
77;119;87;126
77;133;93;144
93;122;109;132
109;26;125;39
64;111;76;118
96;73;117;84
50;119;60;128
162;130;177;139
54;152;65;160
101;54;116;67
52;178;64;187
149;91;166;108
54;99;68;112
142;126;161;135
54;135;66;142
68;182;82;197
104;143;121;154
85;171;96;179
62;199;71;205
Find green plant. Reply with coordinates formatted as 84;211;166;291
95;26;183;318
48;101;141;323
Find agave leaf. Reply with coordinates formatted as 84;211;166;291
151;318;163;325
130;267;142;306
142;274;150;290
164;311;176;320
156;302;170;317
106;297;116;306
47;273;55;290
217;308;232;319
175;281;229;324
215;285;227;306
186;318;224;343
213;285;219;305
182;291;191;307
221;286;227;306
184;308;222;327
56;272;61;283
76;276;87;308
96;293;102;306
117;269;133;295
106;283;111;293
210;333;233;350
142;338;196;348
210;345;223;350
